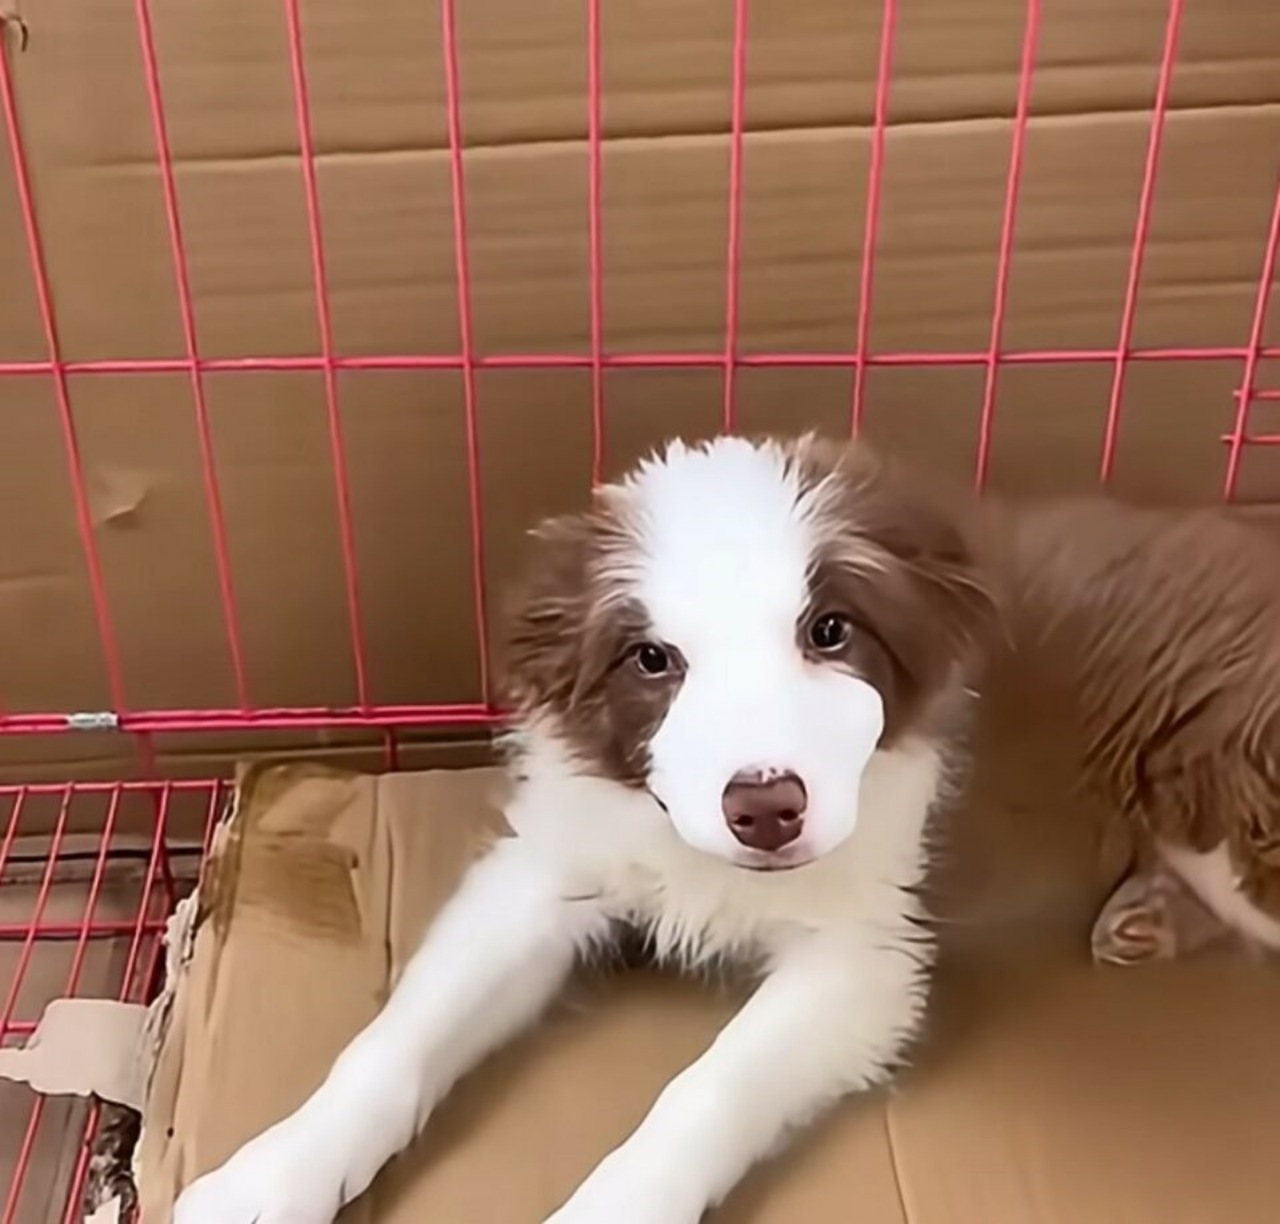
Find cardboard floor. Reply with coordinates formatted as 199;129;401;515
132;730;1280;1223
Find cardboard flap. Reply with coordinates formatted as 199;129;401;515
0;1000;149;1111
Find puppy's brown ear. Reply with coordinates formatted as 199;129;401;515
891;493;1001;667
803;439;1000;683
501;514;595;712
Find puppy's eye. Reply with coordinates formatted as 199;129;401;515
808;613;853;653
632;642;673;676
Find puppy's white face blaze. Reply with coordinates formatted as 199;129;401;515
630;440;883;867
503;434;989;873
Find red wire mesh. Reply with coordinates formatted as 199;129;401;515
0;0;1278;1215
0;0;1275;741
0;781;227;1223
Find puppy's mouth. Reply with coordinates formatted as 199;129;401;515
733;848;816;873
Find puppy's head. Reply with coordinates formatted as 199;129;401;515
503;435;993;871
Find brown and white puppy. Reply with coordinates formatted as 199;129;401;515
174;434;992;1224
989;499;1280;964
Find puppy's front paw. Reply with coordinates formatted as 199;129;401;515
173;1132;342;1224
543;1154;703;1224
545;1197;689;1224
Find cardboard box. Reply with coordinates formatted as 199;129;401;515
3;0;1280;780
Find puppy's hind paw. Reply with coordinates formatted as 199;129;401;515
1091;863;1227;966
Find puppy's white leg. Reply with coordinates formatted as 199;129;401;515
546;938;923;1224
174;839;605;1224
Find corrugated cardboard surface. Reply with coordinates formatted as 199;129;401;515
135;764;903;1222
139;729;1280;1222
3;1;1280;779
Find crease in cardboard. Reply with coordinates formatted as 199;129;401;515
0;568;73;592
84;94;1280;178
880;1095;911;1224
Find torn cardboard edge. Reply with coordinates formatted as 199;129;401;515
0;999;153;1223
0;781;238;1221
0;1000;150;1112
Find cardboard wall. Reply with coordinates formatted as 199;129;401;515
1;0;1279;778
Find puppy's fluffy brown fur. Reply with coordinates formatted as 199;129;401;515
981;497;1280;960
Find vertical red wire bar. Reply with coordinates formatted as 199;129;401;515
60;1119;96;1224
586;0;607;484
1223;175;1280;501
282;0;372;708
120;784;172;998
0;44;129;716
0;789;25;908
721;0;749;433
441;0;494;706
1098;0;1183;485
1;1104;40;1223
133;0;250;710
850;0;897;436
12;789;122;1224
0;787;73;1224
973;0;1041;492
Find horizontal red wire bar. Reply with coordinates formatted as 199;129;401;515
0;919;167;940
1224;434;1280;446
0;346;1276;378
0;780;218;796
0;703;500;736
1;1022;40;1041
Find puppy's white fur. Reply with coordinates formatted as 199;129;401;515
174;437;967;1224
632;441;886;867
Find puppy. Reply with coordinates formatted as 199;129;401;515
173;434;993;1224
989;499;1280;964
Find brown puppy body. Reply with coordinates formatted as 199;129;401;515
982;498;1280;963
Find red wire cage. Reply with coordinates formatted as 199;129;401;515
0;0;1278;1219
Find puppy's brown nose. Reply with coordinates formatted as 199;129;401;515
722;771;807;852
